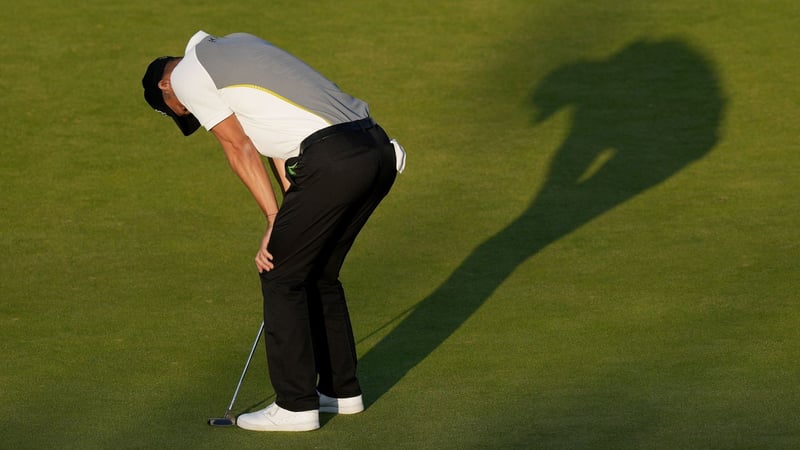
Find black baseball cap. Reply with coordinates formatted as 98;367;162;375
142;56;201;136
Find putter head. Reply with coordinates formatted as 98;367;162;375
207;412;236;427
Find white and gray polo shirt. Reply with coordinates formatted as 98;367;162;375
171;31;370;160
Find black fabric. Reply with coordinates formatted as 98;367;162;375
299;118;376;154
260;124;396;412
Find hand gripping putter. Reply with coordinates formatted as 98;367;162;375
208;321;264;427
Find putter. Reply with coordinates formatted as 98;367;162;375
208;321;264;427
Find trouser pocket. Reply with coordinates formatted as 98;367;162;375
285;156;302;187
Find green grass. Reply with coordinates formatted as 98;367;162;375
2;0;799;448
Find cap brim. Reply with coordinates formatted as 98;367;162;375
144;87;201;136
171;113;202;136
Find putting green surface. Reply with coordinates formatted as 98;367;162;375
2;1;798;448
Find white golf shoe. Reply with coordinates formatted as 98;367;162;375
318;392;365;414
237;403;319;432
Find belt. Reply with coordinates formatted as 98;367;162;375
299;118;376;155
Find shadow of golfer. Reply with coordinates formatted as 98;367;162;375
359;38;725;405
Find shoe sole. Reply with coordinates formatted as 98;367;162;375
237;419;320;432
319;402;364;415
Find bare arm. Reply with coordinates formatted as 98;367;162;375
211;114;278;272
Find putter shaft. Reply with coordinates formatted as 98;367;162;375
208;321;264;427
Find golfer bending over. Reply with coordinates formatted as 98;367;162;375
142;31;404;432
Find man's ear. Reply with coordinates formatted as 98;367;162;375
157;78;170;91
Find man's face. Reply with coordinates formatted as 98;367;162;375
162;90;190;117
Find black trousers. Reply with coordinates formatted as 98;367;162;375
260;122;396;412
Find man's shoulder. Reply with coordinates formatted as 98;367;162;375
185;30;212;53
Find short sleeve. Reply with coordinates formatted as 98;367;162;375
170;51;233;131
